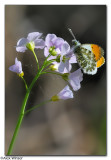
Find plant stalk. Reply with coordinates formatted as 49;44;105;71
7;64;45;155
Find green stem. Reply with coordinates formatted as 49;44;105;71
41;71;62;77
7;90;30;155
21;77;28;90
43;68;51;72
32;50;39;70
7;64;46;155
7;113;24;155
25;99;51;115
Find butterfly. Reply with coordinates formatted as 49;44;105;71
68;28;105;75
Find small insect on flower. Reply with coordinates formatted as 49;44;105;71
51;85;74;101
68;28;105;75
9;58;24;77
16;32;45;52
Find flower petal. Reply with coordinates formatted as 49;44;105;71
45;34;57;47
16;46;27;52
55;48;61;54
27;32;42;41
58;61;66;73
61;42;70;55
66;61;72;72
17;38;29;46
34;39;45;49
69;54;77;63
9;58;22;74
54;37;65;48
69;68;83;91
44;47;50;57
58;85;73;100
66;47;77;63
58;60;72;73
47;55;56;61
16;38;28;52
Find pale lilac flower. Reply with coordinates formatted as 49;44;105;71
9;58;24;76
58;85;74;99
44;34;65;58
51;85;73;101
16;32;45;52
68;68;83;91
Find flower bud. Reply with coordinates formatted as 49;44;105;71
49;64;58;71
49;47;53;53
26;41;35;51
49;46;57;56
51;95;59;101
51;50;57;56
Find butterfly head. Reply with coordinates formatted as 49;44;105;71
72;39;81;47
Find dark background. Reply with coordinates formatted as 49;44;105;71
5;5;106;155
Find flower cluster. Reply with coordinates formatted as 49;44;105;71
44;34;77;73
9;32;83;101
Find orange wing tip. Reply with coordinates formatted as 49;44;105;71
91;44;104;61
96;56;105;68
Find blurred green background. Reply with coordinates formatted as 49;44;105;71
5;5;106;155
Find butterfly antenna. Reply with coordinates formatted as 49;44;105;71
68;28;76;40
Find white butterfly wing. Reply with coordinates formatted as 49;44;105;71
75;45;97;75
